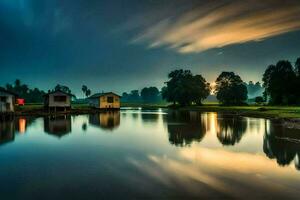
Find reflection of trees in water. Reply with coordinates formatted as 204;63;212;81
141;112;159;124
44;115;72;138
0;119;15;145
89;111;120;131
167;111;206;147
216;115;247;146
263;123;300;169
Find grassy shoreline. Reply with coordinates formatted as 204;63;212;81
13;103;300;121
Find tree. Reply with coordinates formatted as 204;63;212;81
296;57;300;76
255;96;264;104
53;84;76;99
141;87;160;102
128;90;140;102
86;89;91;97
15;79;21;87
263;60;297;105
215;72;248;105
162;69;210;106
3;80;46;103
82;85;87;97
81;85;91;98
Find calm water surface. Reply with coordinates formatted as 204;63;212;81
1;109;300;199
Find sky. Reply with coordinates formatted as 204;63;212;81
0;0;300;97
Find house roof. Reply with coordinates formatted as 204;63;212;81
44;89;73;97
0;87;18;96
89;92;121;99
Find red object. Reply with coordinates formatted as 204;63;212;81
17;98;25;106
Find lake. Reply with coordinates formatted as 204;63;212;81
1;109;300;199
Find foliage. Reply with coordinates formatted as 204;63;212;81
52;84;76;98
121;90;142;103
162;69;210;106
4;79;46;103
255;96;265;104
263;59;299;105
82;85;92;98
215;72;248;105
140;87;160;102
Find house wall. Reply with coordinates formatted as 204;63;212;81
46;92;71;108
0;91;15;112
100;95;120;109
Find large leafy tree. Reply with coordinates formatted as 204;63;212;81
162;69;210;106
263;60;297;105
141;87;160;102
215;72;248;105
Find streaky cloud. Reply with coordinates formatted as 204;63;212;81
124;0;300;53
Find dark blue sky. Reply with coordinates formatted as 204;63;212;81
1;0;300;96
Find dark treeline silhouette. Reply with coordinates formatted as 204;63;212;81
263;57;300;105
215;72;248;105
81;85;91;98
162;70;210;106
2;79;46;103
122;87;163;103
264;123;300;169
1;80;77;103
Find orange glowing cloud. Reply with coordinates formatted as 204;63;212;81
127;0;300;53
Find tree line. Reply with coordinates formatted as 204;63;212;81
1;56;299;105
122;87;162;103
263;58;300;105
0;80;78;103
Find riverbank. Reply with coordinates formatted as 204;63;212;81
12;103;300;121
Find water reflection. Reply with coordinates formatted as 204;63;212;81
0;119;15;145
264;122;300;169
167;111;206;147
216;114;247;146
44;115;72;138
0;110;300;172
89;111;120;131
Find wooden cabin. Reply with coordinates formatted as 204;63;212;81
0;88;17;113
44;90;71;111
89;92;121;109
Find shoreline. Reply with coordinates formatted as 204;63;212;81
4;104;300;128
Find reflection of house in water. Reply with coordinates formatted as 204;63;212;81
89;112;120;131
167;111;206;147
0;119;15;145
216;114;247;146
44;115;72;138
263;122;300;170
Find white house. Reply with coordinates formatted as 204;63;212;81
0;88;17;113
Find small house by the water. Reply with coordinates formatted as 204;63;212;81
89;92;121;109
0;88;17;113
44;90;71;111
